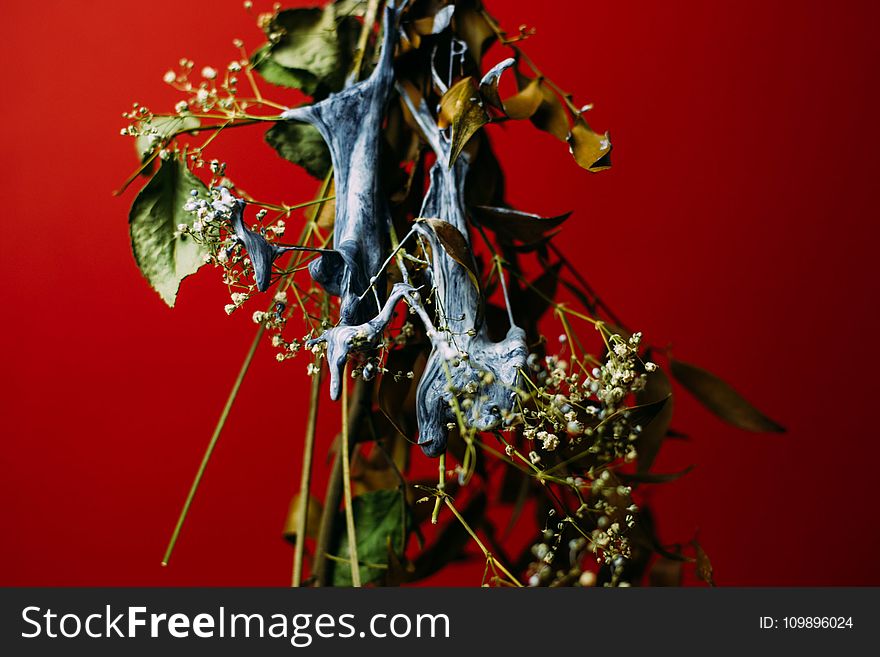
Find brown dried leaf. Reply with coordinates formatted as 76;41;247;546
670;359;785;433
649;557;684;587
471;205;571;246
282;493;323;544
452;1;496;65
635;362;674;473
692;538;715;586
618;465;695;485
479;58;515;111
515;69;570;141
503;77;543;120
568;115;612;172
384;537;415;586
439;77;489;166
464;132;505;207
421;218;481;293
606;395;671;434
519;261;563;319
313;177;335;230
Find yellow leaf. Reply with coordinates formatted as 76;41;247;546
567;116;612;172
452;2;496;65
439;77;489;166
514;69;570;141
282;493;323;543
503;77;543;120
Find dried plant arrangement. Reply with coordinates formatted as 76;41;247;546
118;0;783;587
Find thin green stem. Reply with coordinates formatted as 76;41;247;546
432;453;446;525
444;498;522;587
292;367;322;587
340;365;362;587
161;325;264;566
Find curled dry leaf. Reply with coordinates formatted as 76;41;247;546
452;0;496;65
439;76;489;166
479;58;516;111
502;77;543;120
568;115;612;172
670;359;785;433
692;538;715;586
407;4;455;48
420;218;481;293
515;69;570;141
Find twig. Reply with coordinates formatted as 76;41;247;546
340;365;362;587
161;325;264;566
292;366;323;587
444;498;522;587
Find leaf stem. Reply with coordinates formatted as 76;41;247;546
292;365;322;587
351;0;382;79
444;498;522;587
432;453;446;524
340;364;362;587
161;325;264;566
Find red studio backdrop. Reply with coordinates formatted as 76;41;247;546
2;0;878;586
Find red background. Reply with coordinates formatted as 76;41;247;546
2;0;878;586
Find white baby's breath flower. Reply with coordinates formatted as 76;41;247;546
201;66;218;80
163;70;176;84
541;433;559;451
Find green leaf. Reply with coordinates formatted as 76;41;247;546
252;6;359;97
330;489;409;587
250;45;316;91
670;359;785;433
265;121;331;179
128;158;209;307
135;115;200;162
